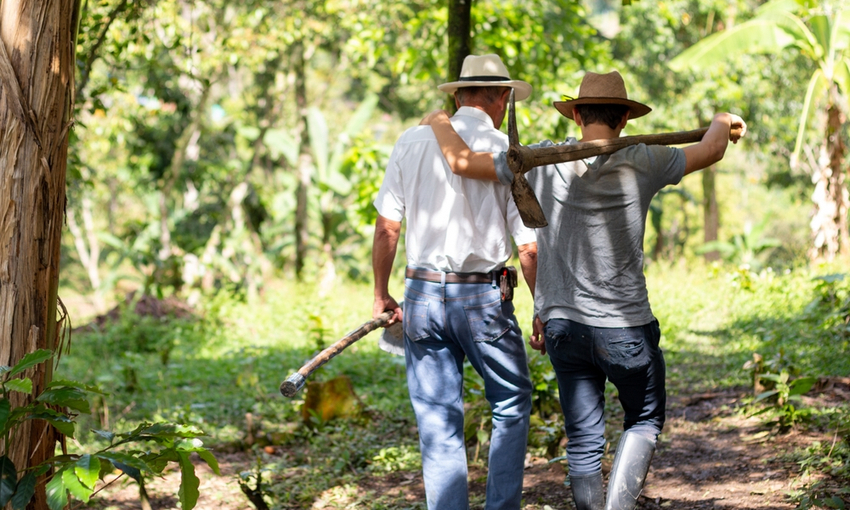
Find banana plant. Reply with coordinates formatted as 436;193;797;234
264;94;380;280
669;0;850;260
696;217;781;270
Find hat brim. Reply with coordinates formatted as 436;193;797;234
438;80;532;101
553;97;651;120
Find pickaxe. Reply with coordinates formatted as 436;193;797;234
506;90;742;228
280;311;394;397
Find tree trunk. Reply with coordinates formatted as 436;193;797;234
809;95;848;261
0;0;79;508
446;0;472;112
67;197;105;312
294;40;310;280
826;97;848;257
702;165;720;262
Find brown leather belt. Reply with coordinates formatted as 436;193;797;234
405;267;497;284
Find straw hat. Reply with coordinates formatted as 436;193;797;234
553;71;651;119
438;54;532;101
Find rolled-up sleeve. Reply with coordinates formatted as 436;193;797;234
494;151;513;185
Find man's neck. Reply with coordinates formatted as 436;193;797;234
578;124;622;142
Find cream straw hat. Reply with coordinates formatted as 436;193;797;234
438;54;532;101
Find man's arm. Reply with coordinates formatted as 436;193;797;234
682;112;747;175
529;315;546;355
420;110;499;181
517;242;537;299
517;241;546;355
372;215;403;324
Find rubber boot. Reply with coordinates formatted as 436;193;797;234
569;471;604;510
605;431;656;510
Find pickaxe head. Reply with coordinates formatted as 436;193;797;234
507;89;548;228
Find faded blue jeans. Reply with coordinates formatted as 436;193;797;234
544;318;666;475
403;277;532;510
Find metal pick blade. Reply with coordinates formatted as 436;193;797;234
508;89;518;148
511;177;548;228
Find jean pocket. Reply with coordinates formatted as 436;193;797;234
464;299;513;343
544;319;572;353
404;298;432;342
602;330;652;377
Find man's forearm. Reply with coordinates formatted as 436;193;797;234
683;112;746;175
424;111;499;181
373;216;401;298
517;242;537;298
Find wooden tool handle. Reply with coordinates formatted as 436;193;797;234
518;128;706;172
280;311;394;397
518;125;744;174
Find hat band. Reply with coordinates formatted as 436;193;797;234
458;75;511;82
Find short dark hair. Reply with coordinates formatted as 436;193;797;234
455;86;510;106
575;104;629;129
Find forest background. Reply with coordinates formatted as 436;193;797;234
1;0;848;509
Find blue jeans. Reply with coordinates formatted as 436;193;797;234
404;277;532;510
544;319;666;475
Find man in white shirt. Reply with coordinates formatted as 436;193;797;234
372;54;538;510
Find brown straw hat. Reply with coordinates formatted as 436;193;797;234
553;71;651;120
438;54;532;101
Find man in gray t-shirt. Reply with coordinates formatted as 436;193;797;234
422;70;746;510
510;141;685;329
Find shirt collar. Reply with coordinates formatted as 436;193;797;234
455;106;495;129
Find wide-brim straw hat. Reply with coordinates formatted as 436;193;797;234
553;71;651;119
438;54;532;101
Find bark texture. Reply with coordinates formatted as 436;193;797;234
809;93;848;261
0;0;77;507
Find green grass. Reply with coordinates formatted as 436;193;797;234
56;262;850;508
649;263;850;394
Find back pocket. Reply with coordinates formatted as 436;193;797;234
604;331;652;378
464;299;513;343
404;298;432;342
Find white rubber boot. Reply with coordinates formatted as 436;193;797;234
604;431;655;510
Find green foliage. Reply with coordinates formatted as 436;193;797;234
59;1;850;506
696;218;781;270
526;350;564;458
749;370;817;429
791;480;850;510
669;0;850;161
55;266;850;507
370;445;421;473
786;408;850;509
0;350;217;510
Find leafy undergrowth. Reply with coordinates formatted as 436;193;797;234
57;263;850;509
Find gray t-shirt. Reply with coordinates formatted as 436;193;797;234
495;139;686;327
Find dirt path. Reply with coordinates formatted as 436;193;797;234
89;390;839;510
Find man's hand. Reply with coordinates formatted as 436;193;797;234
420;109;451;126
729;114;747;144
529;315;546;355
373;295;402;326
